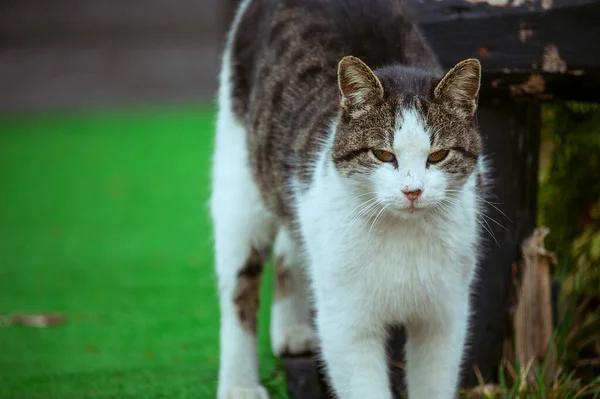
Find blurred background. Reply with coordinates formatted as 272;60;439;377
0;1;291;398
0;0;236;111
0;0;599;398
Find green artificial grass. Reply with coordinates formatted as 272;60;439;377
0;106;287;399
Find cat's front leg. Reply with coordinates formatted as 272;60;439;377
316;301;393;399
404;292;470;399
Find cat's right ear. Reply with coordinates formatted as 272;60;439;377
433;58;481;118
337;56;384;117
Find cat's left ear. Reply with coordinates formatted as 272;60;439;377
434;58;481;118
338;56;384;117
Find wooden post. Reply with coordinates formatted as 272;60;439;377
461;102;541;385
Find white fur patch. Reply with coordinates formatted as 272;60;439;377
293;107;481;398
270;228;317;356
213;1;276;398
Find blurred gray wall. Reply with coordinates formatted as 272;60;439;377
0;0;237;112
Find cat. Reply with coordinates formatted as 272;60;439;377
211;0;486;398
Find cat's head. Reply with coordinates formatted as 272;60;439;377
332;56;482;218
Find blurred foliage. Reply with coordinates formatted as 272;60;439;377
538;102;600;264
538;102;600;379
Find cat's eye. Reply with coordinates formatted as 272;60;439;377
372;149;396;163
427;149;449;163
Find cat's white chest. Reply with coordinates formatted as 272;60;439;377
298;176;478;325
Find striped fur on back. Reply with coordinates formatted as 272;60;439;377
228;0;442;221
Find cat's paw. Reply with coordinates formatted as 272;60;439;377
271;324;318;356
217;385;269;399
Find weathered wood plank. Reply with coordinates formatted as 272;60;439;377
479;72;600;104
406;0;598;23
462;103;541;386
405;0;600;102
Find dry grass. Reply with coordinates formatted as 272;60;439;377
461;364;600;398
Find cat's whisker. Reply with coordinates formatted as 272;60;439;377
440;198;500;246
475;212;500;245
435;203;453;221
340;199;383;241
476;197;511;222
441;195;476;212
445;190;511;221
437;201;453;216
343;197;379;223
341;210;377;240
349;191;380;201
472;195;503;205
443;194;507;230
446;189;507;209
437;202;459;224
478;212;508;231
343;204;382;244
443;189;465;193
442;199;498;245
351;200;381;222
477;219;500;247
347;192;381;209
368;204;389;236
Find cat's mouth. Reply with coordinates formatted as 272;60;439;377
405;204;422;212
402;200;423;212
387;202;425;217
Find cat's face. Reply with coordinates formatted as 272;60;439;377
333;57;482;218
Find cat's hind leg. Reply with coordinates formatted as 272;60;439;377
270;227;318;356
212;101;276;399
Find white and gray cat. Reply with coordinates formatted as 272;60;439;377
211;0;487;398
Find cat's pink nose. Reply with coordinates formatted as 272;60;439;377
402;188;423;201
